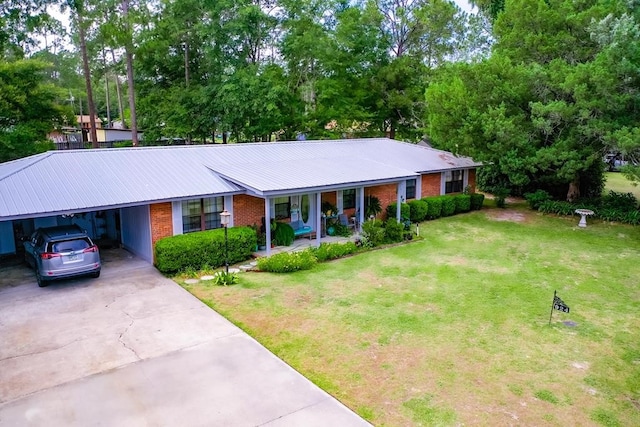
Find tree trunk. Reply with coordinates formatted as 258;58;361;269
77;11;99;148
122;0;138;146
567;176;580;202
102;47;111;127
110;49;126;127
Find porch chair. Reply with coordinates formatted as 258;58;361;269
338;214;356;232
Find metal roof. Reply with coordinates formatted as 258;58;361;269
0;138;481;219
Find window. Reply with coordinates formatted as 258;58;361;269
406;179;416;199
182;197;224;233
343;189;356;210
445;170;464;194
274;196;290;220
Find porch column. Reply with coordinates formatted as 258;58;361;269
358;187;365;231
224;195;234;226
396;181;405;222
315;192;322;247
415;176;422;200
264;197;272;256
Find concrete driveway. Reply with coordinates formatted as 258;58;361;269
0;250;368;426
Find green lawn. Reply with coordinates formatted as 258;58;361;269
179;206;640;426
605;172;640;200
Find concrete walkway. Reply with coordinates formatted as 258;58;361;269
0;251;369;426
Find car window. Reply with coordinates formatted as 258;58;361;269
50;238;91;253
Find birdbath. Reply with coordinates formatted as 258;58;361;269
575;209;594;228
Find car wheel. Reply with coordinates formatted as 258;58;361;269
36;268;47;287
90;270;101;279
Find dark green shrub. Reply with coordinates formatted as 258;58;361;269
311;242;358;262
538;200;576;216
454;194;471;213
384;219;404;243
601;191;638;211
256;249;317;273
386;202;410;221
494;187;510;208
524;189;552;210
361;219;385;247
155;226;256;274
424;197;443;219
274;222;295;246
331;222;353;237
440;196;456;216
408;199;429;222
470;193;485;210
212;271;239;286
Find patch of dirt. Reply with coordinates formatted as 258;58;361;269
486;210;528;223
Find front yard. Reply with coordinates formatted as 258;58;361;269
178;205;640;426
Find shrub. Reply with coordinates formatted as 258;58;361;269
424;197;443;219
212;271;238;286
601;190;638;211
494;187;510;208
454;194;471;213
155;226;256;274
361;219;385;247
440;196;456;216
386;202;410;221
470;193;485;210
408;199;429;222
538;200;576;216
384;219;404;243
256;249;317;273
274;222;295;246
311;242;358;262
524;189;552;210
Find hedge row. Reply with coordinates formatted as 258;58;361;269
386;194;484;223
155;226;256;274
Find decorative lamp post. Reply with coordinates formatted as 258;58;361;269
220;210;231;274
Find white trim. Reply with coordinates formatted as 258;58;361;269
415;176;422;200
224;195;234;226
171;201;183;235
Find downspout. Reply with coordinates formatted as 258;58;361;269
264;198;272;256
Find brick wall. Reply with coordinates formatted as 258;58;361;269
150;202;173;246
421;173;442;197
468;169;477;191
233;194;265;228
322;191;337;208
366;184;397;218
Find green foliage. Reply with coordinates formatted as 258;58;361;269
212;271;239;286
0;59;71;162
364;195;382;219
154;226;256;274
384;219;404;243
454;194;471;213
408;199;429;222
361;219;385;248
494;187;509;208
470;193;485;210
274;222;295;246
321;201;338;216
311;242;358;262
386;202;410;221
331;222;353;237
256;249;317;273
538;200;576;216
424;197;443;219
601;191;638;211
524;190;552;210
440;196;456;216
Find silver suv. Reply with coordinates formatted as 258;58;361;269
24;225;101;287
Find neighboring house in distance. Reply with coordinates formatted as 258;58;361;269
76;115;103;130
0;138;481;262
